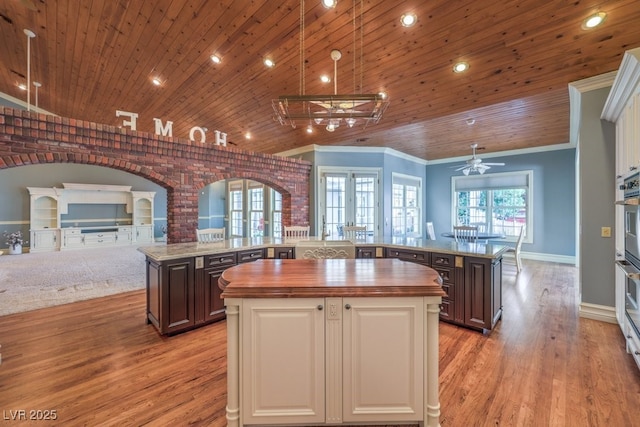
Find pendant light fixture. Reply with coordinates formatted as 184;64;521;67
272;0;389;131
24;29;36;111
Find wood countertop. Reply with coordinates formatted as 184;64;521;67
219;258;446;299
138;236;508;262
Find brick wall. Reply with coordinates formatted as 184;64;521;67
0;107;312;243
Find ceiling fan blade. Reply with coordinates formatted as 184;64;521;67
453;165;469;171
483;162;505;166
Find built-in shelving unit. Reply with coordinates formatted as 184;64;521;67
28;183;156;252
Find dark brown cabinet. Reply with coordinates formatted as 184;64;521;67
356;246;383;258
200;252;237;325
463;256;502;332
237;248;265;263
146;257;196;335
271;246;295;259
146;250;269;335
431;253;459;323
385;248;431;265
387;249;502;333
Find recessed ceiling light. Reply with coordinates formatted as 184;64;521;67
245;132;252;140
151;77;162;86
210;54;221;64
18;83;27;90
264;58;275;68
321;0;337;9
306;125;313;134
401;13;417;27
466;118;475;125
378;91;388;99
582;12;607;29
320;75;331;83
453;62;469;73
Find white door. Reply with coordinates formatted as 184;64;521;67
241;298;325;425
342;297;424;423
319;169;380;238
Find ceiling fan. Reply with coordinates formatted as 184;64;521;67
451;143;505;175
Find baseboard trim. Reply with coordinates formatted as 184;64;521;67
579;303;618;324
502;251;575;265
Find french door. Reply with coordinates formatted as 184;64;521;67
318;168;380;238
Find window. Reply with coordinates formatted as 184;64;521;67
452;171;532;241
272;190;282;238
392;173;421;237
248;181;264;237
318;168;380;238
229;180;244;237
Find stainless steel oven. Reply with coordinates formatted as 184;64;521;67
618;172;640;338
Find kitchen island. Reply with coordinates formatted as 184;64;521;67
139;236;507;335
219;258;446;427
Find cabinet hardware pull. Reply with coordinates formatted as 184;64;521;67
636;351;640;356
317;305;323;310
413;254;417;258
345;304;351;310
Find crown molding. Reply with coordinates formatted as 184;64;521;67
601;47;640;121
567;70;617;146
275;144;429;165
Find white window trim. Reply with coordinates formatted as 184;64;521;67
392;172;423;238
316;166;382;237
451;170;533;243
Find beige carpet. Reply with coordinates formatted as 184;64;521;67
0;245;149;316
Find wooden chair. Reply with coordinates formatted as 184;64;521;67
426;222;436;240
453;225;478;243
505;225;525;273
342;225;367;240
283;225;310;239
196;227;225;242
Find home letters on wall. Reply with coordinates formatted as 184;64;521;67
115;110;227;146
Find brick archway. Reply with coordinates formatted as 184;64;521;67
0;108;311;243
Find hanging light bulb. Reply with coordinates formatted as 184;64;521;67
346;118;356;128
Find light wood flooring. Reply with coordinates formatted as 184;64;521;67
0;259;639;426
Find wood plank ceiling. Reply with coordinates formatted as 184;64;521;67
0;0;638;161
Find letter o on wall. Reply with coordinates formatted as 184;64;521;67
189;126;206;143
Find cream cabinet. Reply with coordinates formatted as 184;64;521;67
28;187;62;252
28;184;156;251
236;296;427;426
602;47;640;178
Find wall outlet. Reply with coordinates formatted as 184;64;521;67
601;227;611;238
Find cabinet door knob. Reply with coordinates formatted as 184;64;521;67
345;304;351;310
317;304;323;311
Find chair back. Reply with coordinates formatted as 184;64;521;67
515;225;525;250
283;225;310;239
342;225;367;240
196;227;225;242
426;222;436;240
453;225;478;243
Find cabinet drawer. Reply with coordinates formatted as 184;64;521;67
440;282;454;301
205;252;237;268
385;248;430;264
432;253;455;268
84;232;117;245
238;249;265;263
64;228;82;235
432;266;454;284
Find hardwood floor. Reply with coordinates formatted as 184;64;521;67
0;260;639;426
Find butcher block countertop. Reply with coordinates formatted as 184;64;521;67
219;258;446;299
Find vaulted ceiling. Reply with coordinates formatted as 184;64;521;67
1;0;638;161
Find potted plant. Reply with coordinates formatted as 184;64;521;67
4;230;27;255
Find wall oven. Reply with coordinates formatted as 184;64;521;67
617;172;640;339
